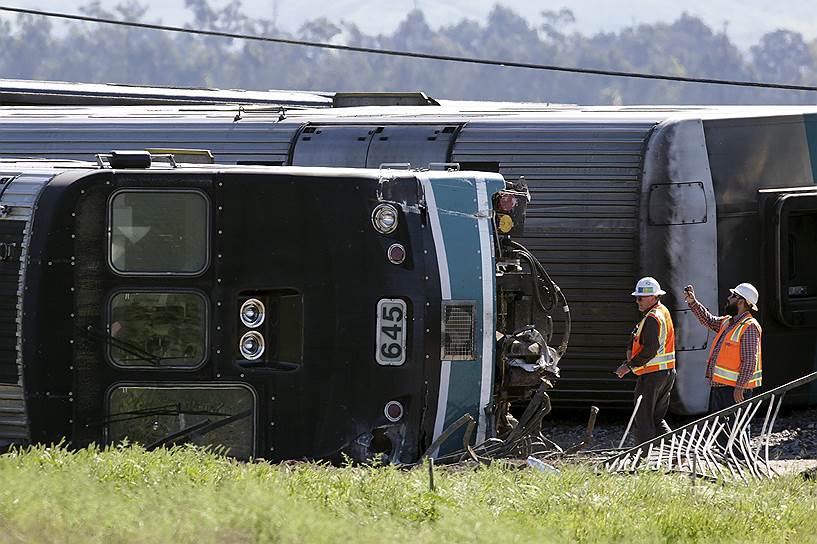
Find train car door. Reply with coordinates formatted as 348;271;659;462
759;187;817;403
291;125;378;166
364;125;460;168
759;187;817;327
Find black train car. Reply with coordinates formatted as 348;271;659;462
0;152;559;460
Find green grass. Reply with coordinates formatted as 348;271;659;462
0;445;815;543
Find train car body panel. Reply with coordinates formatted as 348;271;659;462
642;112;817;412
640;118;720;414
450;118;657;406
420;172;504;452
0;167;60;448
0;116;301;165
702;115;817;405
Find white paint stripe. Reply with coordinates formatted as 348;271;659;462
420;176;453;450
475;177;494;443
433;360;452;449
420;177;451;300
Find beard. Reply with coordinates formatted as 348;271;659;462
724;301;739;316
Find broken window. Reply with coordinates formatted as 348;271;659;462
106;385;255;459
108;291;207;369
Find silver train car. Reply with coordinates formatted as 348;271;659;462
0;99;815;414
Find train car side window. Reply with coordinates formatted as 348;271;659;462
786;213;816;294
108;291;207;369
106;385;255;459
109;190;209;275
770;191;817;327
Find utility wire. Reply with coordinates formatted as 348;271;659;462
1;4;816;92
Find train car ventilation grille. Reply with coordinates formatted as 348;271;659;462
0;220;25;383
441;302;476;360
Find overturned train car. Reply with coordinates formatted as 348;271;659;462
0;154;561;460
0;102;816;413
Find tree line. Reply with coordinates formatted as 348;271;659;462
1;0;816;105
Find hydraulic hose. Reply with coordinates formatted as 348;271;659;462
512;249;554;312
505;240;571;356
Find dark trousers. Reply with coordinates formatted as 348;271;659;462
709;386;754;450
633;369;676;445
708;386;753;413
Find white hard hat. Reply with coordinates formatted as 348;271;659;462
631;277;666;297
730;282;759;311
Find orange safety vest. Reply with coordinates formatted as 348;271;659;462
710;314;762;388
628;303;675;376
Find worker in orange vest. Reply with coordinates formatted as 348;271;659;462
683;283;762;412
615;277;676;444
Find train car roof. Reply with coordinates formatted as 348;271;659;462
0;78;333;107
280;101;817;124
0;156;500;180
0;80;815;122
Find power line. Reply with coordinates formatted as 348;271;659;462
1;4;816;92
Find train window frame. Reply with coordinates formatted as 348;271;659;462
647;182;708;225
107;188;211;276
774;191;817;327
105;288;210;371
103;382;257;459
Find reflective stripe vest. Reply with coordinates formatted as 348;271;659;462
710;314;762;388
628;302;675;376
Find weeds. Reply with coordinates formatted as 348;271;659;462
0;445;815;543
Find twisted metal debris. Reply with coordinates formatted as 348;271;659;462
603;371;817;482
421;383;599;466
422;383;567;464
418;370;817;484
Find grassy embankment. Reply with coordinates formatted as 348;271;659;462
0;444;815;543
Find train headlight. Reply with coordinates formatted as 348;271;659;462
371;203;398;234
240;298;266;328
239;331;265;360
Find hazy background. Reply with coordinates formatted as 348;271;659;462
6;0;817;50
2;0;817;104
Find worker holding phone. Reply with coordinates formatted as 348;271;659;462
683;283;762;411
